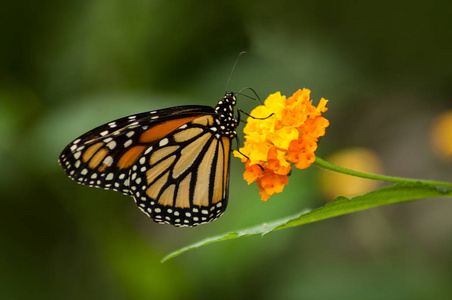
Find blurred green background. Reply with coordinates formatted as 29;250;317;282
1;0;451;299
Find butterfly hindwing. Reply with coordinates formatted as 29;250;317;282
58;105;214;195
129;115;232;227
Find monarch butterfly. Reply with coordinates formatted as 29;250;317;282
58;93;239;227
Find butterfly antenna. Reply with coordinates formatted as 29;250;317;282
225;51;247;94
236;87;263;105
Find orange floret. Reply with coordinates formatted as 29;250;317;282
233;88;329;201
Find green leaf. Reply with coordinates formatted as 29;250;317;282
162;183;452;262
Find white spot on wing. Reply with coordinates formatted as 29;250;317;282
159;138;169;147
104;156;113;166
144;146;153;155
124;139;132;148
106;141;116;150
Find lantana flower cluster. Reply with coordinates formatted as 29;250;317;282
234;89;329;201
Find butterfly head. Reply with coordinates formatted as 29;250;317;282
214;93;238;139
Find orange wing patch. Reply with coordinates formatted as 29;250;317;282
175;174;191;209
139;116;201;143
89;148;109;169
193;139;218;206
158;184;176;206
147;172;169;199
83;142;104;163
212;140;224;204
221;137;230;197
191;115;214;126
117;145;147;169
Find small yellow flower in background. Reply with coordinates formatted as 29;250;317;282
234;89;329;201
319;148;384;200
430;110;452;161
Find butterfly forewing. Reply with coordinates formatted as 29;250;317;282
58;105;214;195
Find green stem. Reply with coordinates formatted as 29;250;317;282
314;157;452;188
